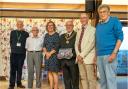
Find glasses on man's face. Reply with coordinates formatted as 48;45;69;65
65;25;73;26
32;30;38;32
80;17;88;19
99;10;109;14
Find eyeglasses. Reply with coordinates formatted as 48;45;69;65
65;25;73;26
32;30;38;31
99;10;109;14
80;17;88;19
48;25;54;26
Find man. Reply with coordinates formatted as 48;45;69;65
96;4;123;89
9;20;29;89
26;27;43;89
75;13;96;89
59;20;79;89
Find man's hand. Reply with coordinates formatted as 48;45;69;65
77;55;84;64
108;53;117;63
93;56;97;65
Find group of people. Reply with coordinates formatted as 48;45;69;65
8;4;123;89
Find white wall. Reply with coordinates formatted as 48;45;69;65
119;27;128;50
102;0;128;5
1;0;128;5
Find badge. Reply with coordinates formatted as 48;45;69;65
66;40;69;44
17;43;21;47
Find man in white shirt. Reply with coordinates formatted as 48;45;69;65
25;27;44;89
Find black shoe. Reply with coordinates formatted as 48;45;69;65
8;86;14;89
17;85;25;88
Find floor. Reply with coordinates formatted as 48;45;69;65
0;79;64;89
0;79;100;89
0;76;127;89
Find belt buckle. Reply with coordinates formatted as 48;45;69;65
33;51;36;52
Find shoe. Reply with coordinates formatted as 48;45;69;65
8;86;14;89
17;85;25;88
36;87;41;89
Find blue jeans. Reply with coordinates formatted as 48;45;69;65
97;55;117;89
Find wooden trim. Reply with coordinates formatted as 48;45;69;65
0;10;127;20
109;5;128;12
0;2;85;11
0;2;128;12
0;2;127;20
0;10;81;18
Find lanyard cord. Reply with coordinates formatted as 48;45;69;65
16;31;21;42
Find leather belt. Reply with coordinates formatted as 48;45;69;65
28;51;41;52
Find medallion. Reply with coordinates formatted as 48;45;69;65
65;32;75;44
66;40;69;44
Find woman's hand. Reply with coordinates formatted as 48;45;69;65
45;52;52;60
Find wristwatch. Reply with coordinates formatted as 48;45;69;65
113;49;118;54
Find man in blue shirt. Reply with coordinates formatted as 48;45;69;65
96;4;123;89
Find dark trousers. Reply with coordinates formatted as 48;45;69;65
9;53;26;87
62;60;79;89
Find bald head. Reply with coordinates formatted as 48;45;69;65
65;20;74;33
80;13;89;26
32;27;39;31
16;20;24;31
31;27;39;37
65;20;73;25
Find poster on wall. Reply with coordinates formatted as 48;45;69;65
117;27;128;75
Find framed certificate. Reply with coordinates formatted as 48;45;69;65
57;48;73;59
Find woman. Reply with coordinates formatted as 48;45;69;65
43;21;60;89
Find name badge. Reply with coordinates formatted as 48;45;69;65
17;43;21;47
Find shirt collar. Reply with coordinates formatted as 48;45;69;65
32;35;39;38
67;31;73;36
99;16;110;24
82;24;87;29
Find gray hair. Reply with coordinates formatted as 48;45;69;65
80;13;90;19
98;4;110;12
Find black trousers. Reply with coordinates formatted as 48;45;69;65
62;59;79;89
9;53;26;87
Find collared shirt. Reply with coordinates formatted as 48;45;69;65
82;25;87;30
99;16;110;24
25;35;44;51
67;31;73;36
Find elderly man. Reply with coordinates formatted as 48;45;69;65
96;4;123;89
9;20;29;89
25;27;44;89
59;20;79;89
75;13;96;89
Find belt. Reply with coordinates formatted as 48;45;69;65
28;51;41;52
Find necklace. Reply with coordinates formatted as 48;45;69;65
65;32;75;44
